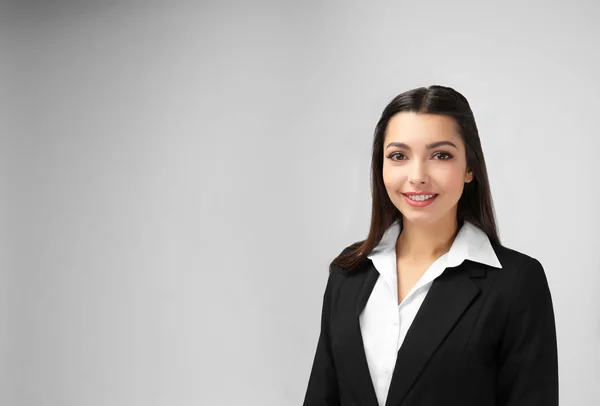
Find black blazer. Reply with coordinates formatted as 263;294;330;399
303;242;559;406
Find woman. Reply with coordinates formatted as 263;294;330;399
303;85;558;406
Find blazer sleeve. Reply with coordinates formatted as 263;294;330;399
302;270;341;406
497;256;559;405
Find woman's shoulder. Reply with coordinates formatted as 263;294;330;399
493;242;537;266
491;243;550;294
492;242;543;269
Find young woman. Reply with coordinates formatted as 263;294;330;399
303;85;558;406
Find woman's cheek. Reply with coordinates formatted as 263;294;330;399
436;166;466;191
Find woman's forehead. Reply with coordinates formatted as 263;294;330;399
385;113;463;146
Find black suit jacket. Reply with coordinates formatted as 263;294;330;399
303;242;559;406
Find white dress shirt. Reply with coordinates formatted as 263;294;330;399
359;220;503;406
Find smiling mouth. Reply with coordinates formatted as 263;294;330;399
401;193;439;207
403;193;438;202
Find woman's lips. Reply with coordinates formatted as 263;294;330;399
402;194;438;207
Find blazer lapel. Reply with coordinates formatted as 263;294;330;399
384;260;482;406
335;261;380;406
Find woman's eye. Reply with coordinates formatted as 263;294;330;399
433;152;453;160
388;152;406;161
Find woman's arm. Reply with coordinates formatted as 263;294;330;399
303;270;341;406
497;256;559;405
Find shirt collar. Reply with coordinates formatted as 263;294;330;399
367;219;502;270
366;219;502;305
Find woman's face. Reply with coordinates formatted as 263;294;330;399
382;112;473;227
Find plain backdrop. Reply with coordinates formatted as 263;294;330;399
2;0;599;405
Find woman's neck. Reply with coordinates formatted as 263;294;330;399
396;215;460;263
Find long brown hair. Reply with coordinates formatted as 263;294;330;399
331;85;500;273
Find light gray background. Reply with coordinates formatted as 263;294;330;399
2;0;599;405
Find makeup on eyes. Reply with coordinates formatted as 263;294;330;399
386;151;453;161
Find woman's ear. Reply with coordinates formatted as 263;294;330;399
465;168;474;183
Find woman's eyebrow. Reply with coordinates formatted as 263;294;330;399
385;140;458;150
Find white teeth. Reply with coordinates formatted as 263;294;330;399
408;194;435;201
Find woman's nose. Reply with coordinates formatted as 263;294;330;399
408;163;428;184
